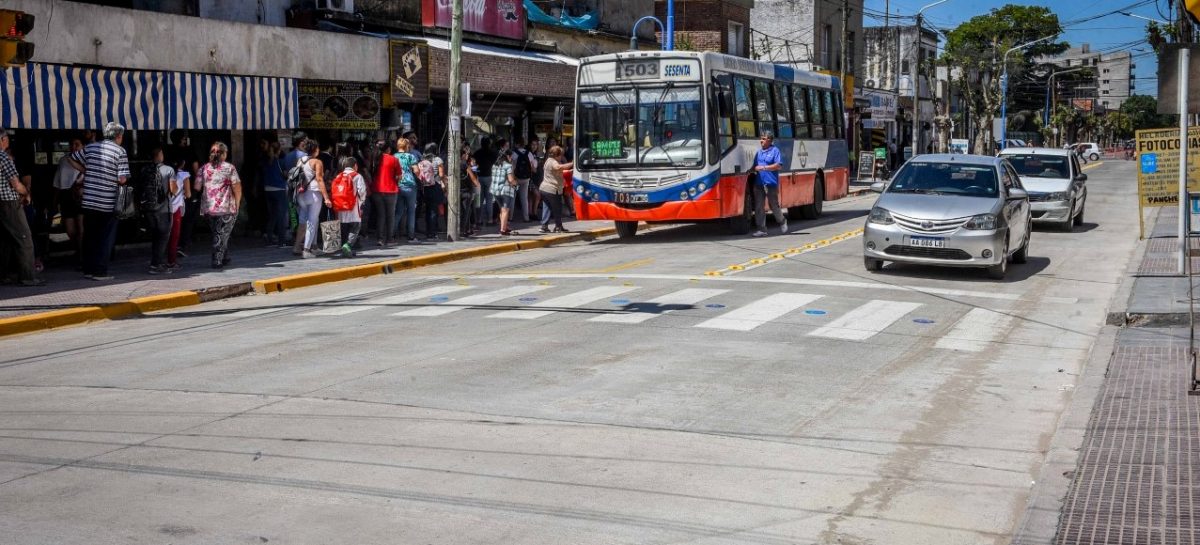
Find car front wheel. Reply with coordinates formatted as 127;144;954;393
987;240;1009;279
864;256;884;272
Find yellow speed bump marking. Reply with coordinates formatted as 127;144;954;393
707;227;864;276
1082;161;1104;170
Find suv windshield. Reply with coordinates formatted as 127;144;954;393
888;162;999;198
1003;154;1071;178
576;85;704;169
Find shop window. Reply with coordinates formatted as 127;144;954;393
753;79;775;137
791;85;811;139
773;83;794;139
734;77;756;138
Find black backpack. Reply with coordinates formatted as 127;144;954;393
287;156;311;193
136;164;167;210
512;149;532;179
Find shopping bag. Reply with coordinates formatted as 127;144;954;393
319;218;341;254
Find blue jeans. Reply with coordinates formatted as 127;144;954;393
264;189;289;244
422;184;444;238
396;185;419;239
476;176;493;225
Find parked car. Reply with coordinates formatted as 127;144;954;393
999;147;1087;231
863;154;1032;280
1068;142;1102;161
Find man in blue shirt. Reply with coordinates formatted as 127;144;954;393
753;131;786;237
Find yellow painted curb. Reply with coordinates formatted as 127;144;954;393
0;306;109;337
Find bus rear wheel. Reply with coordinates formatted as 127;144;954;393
615;221;638;239
795;177;824;220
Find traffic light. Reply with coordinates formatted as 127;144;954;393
0;10;34;68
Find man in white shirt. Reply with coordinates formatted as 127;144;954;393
53;139;84;258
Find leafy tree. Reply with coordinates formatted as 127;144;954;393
1120;94;1174;132
941;5;1068;153
1098;111;1134;143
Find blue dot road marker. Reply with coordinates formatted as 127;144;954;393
430;296;450;303
804;309;827;316
913;318;936;324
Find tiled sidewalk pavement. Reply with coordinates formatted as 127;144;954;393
0;218;620;320
1054;327;1199;545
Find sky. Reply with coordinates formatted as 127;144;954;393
864;0;1162;98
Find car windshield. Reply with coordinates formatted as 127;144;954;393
1004;154;1071;178
576;85;704;169
888;162;999;198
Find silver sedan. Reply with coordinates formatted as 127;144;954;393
863;154;1032;280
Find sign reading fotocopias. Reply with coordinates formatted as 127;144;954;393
390;40;430;105
297;82;381;130
1135;126;1200;208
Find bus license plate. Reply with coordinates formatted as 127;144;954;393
908;236;946;248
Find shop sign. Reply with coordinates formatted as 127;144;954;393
862;89;897;120
1136;126;1200;208
421;0;525;41
297;82;382;130
390;41;430;104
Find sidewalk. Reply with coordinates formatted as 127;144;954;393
0;217;621;321
1045;206;1199;544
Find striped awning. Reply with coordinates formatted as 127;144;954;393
0;63;298;130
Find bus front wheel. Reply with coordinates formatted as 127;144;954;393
728;185;754;235
615;221;639;239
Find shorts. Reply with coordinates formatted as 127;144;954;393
57;188;81;217
496;194;515;210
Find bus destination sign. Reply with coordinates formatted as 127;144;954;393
592;140;624;158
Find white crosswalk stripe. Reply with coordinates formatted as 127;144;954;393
300;285;473;316
694;293;823;331
808;300;922;341
392;285;552;317
935;308;1014;352
589;288;729;324
488;286;638;320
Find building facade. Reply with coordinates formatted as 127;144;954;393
1036;44;1134;112
653;0;754;57
749;0;863;76
860;24;939;152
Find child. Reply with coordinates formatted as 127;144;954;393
331;156;367;257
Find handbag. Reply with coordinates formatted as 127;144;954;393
114;184;138;219
319;210;341;254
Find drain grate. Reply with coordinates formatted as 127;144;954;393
1053;331;1200;545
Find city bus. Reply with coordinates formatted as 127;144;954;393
572;50;850;238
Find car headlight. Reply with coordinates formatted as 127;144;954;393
1046;191;1070;201
868;207;894;225
963;213;998;230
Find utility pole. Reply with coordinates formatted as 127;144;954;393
446;0;463;241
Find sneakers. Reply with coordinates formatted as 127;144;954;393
147;265;167;275
176;249;188;258
779;219;789;234
752;230;768;237
340;243;354;258
88;274;115;281
301;250;317;259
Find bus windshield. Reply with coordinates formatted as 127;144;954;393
576;85;704;169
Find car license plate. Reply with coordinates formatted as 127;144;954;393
909;236;946;248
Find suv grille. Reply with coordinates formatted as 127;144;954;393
1027;192;1056;202
890;212;970;235
884;245;972;260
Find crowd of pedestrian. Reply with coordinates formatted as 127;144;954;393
0;124;577;286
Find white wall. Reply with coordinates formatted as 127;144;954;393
6;0;388;82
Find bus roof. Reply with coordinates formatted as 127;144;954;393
578;50;838;90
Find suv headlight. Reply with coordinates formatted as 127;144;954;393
1046;191;1070;201
868;207;894;225
963;213;998;230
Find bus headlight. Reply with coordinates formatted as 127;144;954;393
697;183;707;192
680;191;689;200
688;187;697;196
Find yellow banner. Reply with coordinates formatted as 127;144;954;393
1135;126;1200;208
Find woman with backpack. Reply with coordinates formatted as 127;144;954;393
394;138;420;243
418;143;446;241
491;151;518;236
295;139;331;259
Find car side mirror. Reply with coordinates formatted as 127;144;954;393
870;181;886;193
1007;187;1028;200
1075;173;1088;182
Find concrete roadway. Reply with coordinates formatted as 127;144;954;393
0;160;1139;544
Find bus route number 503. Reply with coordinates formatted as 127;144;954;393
617;61;659;80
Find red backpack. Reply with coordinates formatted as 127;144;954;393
330;171;357;212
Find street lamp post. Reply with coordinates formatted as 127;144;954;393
1045;67;1086;145
912;0;950;158
1001;34;1057;151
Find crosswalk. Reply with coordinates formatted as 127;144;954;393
291;282;1022;348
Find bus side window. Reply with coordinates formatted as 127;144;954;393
733;77;756;139
822;90;836;138
808;87;825;139
753;79;775;137
773;83;794;139
791;85;810;139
